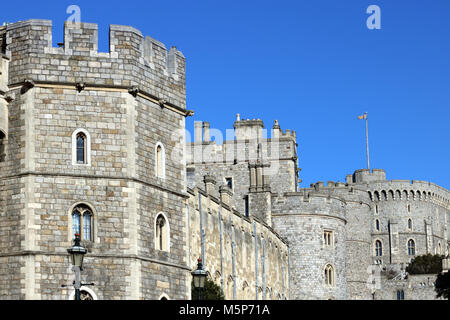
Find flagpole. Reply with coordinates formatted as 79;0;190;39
365;112;370;170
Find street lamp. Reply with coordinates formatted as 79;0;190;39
67;234;87;300
191;258;207;300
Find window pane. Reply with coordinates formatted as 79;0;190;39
83;213;91;241
0;132;5;162
77;135;85;163
72;211;81;238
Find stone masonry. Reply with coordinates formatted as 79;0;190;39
0;19;449;300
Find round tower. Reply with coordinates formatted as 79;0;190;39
272;189;347;300
326;181;372;300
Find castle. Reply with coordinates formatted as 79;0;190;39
0;19;448;300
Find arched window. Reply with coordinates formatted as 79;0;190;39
403;190;408;200
0;131;5;162
155;213;169;252
408;239;415;256
407;204;411;213
375;240;382;257
76;133;86;164
375;219;380;232
159;293;170;300
374;191;380;202
72;129;91;166
324;264;334;286
407;219;412;231
155;143;166;179
69;286;98;300
396;289;405;300
71;204;93;241
389;190;394;200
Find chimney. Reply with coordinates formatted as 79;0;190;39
203;175;216;195
202;122;210;142
219;185;233;207
194;121;202;143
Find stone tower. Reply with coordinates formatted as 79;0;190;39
0;20;192;300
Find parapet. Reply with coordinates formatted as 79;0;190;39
5;19;186;108
233;115;265;141
351;169;386;184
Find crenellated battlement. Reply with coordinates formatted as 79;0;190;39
368;180;450;207
272;190;347;222
4;19;186;108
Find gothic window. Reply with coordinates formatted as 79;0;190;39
79;290;94;300
76;133;86;164
396;290;405;300
0;131;5;162
72;204;93;241
323;230;333;247
408;239;415;256
324;264;334;286
155;143;166;179
72;129;90;166
375;240;382;257
155;213;169;252
375;219;380;232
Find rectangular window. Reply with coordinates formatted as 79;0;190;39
324;230;333;247
0;132;5;163
244;196;249;217
225;177;233;190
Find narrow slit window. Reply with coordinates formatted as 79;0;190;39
324;264;334;286
76;133;86;164
408;239;415;256
155;214;169;252
0;131;5;162
72;210;81;239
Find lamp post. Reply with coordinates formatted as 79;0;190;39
191;258;207;300
67;234;87;300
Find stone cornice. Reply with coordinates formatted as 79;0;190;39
8;80;194;117
1;171;189;199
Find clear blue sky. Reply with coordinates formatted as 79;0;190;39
2;0;449;189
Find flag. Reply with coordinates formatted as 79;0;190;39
357;113;367;120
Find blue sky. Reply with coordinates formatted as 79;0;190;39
2;0;449;189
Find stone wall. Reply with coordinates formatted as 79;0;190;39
187;185;289;300
272;192;347;300
375;273;440;300
0;19;191;300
